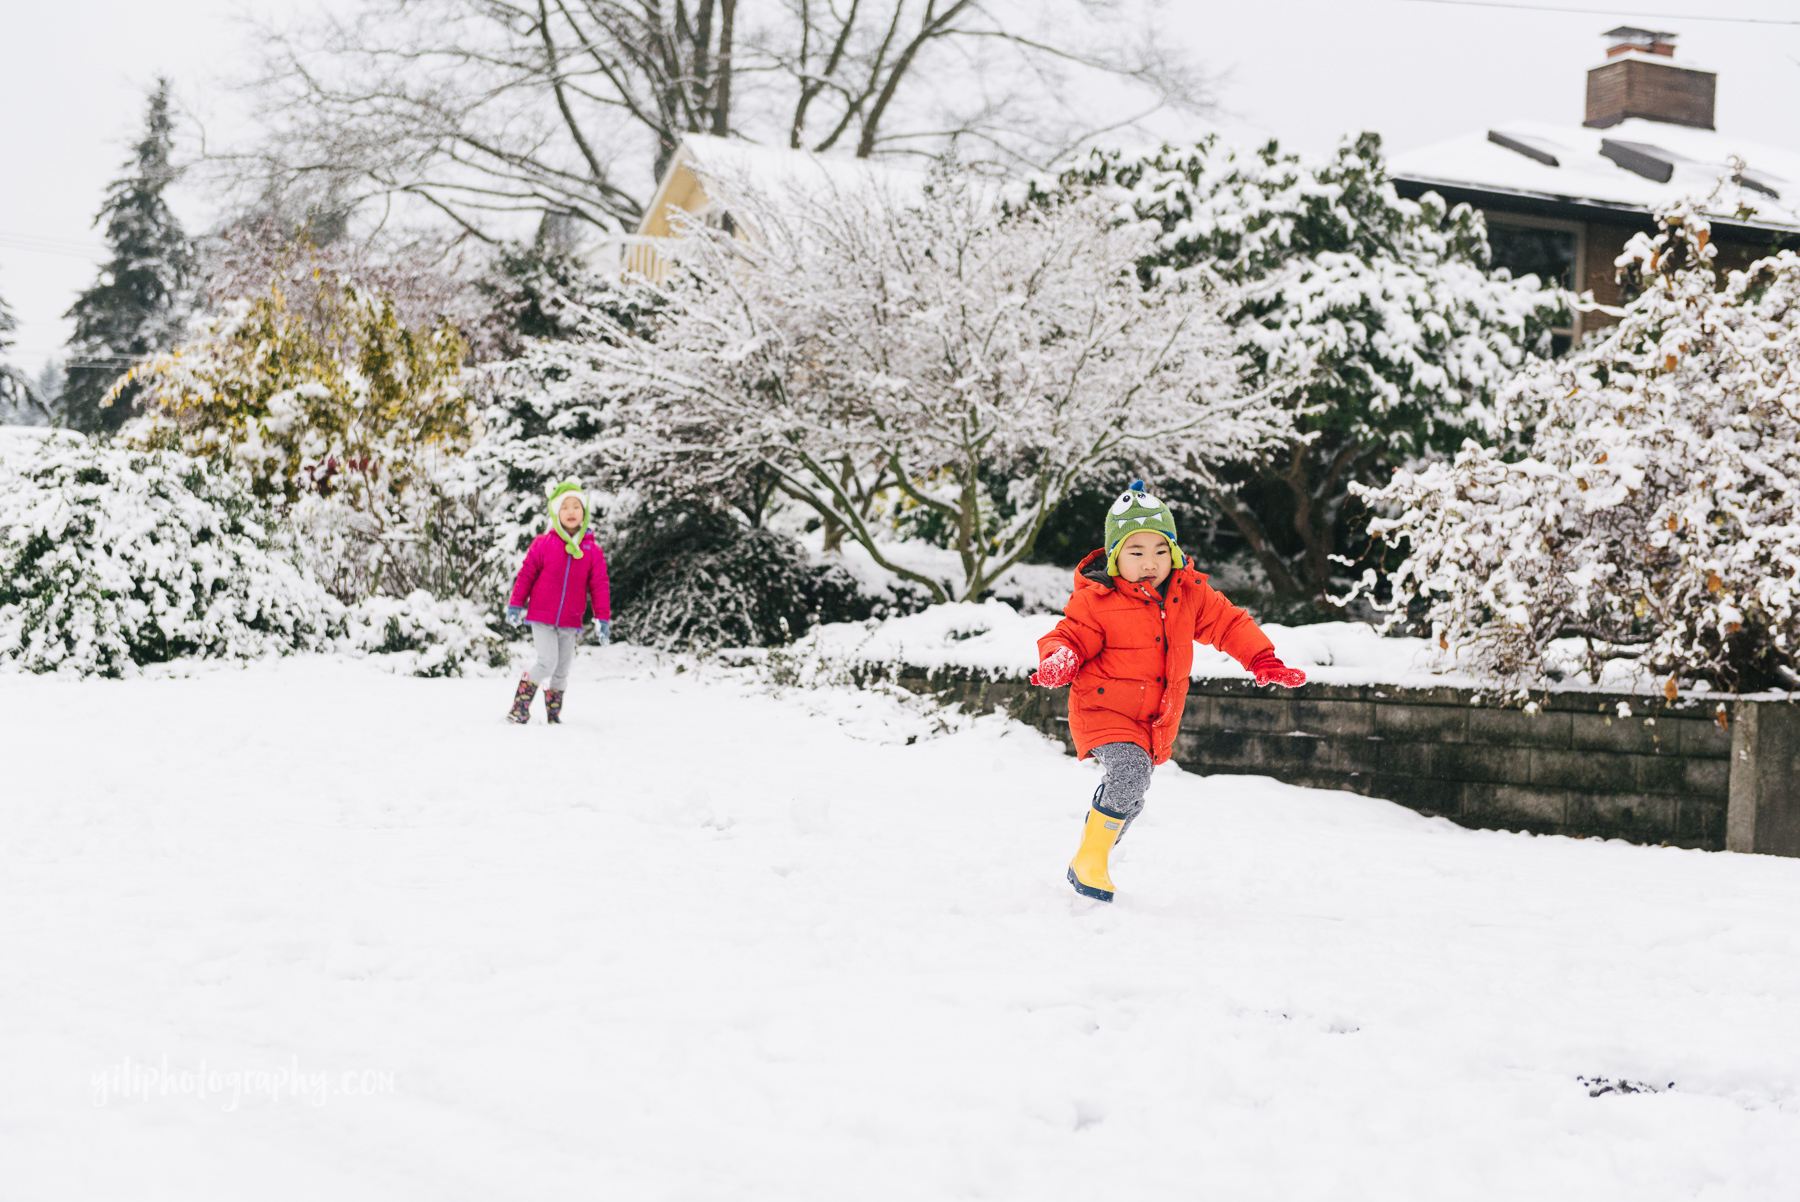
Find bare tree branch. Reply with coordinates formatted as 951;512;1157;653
225;0;1217;240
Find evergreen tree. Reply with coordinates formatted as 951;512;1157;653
1055;134;1559;610
0;288;47;425
62;80;194;435
0;289;22;411
466;245;665;561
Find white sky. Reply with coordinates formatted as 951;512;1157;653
2;0;1797;375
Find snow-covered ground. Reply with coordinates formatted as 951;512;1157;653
5;652;1798;1199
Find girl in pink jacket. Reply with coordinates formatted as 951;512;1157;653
504;480;612;725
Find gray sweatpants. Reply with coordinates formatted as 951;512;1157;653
1089;741;1154;822
526;623;579;690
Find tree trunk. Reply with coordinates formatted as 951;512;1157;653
1283;448;1335;602
711;0;735;135
1287;437;1368;604
1207;485;1305;598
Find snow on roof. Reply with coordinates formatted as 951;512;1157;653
1389;118;1800;233
1591;48;1714;75
632;134;931;240
676;133;928;206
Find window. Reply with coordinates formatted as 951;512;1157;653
1485;214;1583;354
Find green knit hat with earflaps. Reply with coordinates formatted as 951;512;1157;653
1104;480;1184;576
546;479;590;558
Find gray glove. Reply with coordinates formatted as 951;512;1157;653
593;619;611;646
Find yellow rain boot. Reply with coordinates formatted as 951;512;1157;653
1067;807;1125;902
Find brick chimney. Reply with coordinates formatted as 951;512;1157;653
1585;27;1715;130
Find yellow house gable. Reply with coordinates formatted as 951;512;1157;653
634;151;717;241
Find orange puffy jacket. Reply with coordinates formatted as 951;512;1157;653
1039;548;1274;765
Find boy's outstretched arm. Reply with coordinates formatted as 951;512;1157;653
1191;580;1306;689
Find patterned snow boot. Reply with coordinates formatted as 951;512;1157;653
507;676;538;724
543;689;564;725
1067;807;1125;903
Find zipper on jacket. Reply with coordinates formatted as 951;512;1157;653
1158;592;1170;709
555;554;574;628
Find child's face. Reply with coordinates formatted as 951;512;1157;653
1116;531;1172;586
558;495;585;533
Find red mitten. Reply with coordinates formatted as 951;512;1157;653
1250;649;1306;688
1030;645;1081;688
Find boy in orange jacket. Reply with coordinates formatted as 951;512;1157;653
1030;481;1306;902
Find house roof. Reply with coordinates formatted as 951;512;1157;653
1389;118;1800;235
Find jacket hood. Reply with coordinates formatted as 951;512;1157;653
1075;548;1113;591
546;480;590;558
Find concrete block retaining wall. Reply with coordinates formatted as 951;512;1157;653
888;668;1800;857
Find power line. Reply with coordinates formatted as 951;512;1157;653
1398;0;1800;23
0;231;108;261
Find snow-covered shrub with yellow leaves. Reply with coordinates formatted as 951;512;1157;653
1349;202;1800;693
119;255;480;604
120;272;472;505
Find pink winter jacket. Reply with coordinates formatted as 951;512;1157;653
509;531;612;628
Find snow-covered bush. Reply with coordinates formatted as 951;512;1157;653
118;251;482;608
0;432;334;677
285;454;496;606
121;262;473;507
1052;134;1558;603
1350;204;1800;693
607;506;927;652
336;589;506;677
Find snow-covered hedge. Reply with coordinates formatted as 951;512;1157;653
608;508;925;652
0;431;334;677
337;589;506;677
1350;204;1800;693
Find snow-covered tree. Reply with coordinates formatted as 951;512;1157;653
204;218;504;360
62;81;195;435
241;0;1213;238
1055;134;1558;603
465;247;664;564
30;362;64;426
336;589;506;676
0;432;334;677
1350;203;1800;694
584;169;1285;603
0;290;50;425
120;252;475;603
468;248;917;649
123;258;471;505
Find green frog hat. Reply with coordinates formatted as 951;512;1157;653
547;479;590;557
1104;479;1184;576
